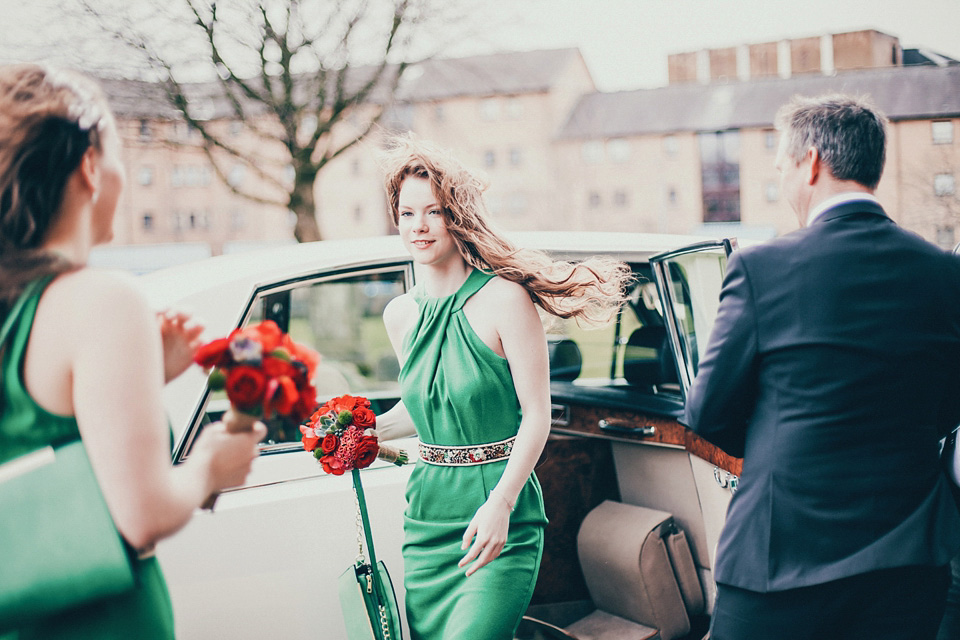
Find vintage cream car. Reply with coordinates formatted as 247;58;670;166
142;231;742;640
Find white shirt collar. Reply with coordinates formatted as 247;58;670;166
806;192;881;226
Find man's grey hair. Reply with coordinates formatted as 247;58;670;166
774;94;888;190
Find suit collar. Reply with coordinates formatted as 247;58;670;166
811;199;888;226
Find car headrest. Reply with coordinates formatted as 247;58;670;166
623;325;677;389
548;338;582;381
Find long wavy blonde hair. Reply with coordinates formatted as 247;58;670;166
380;134;632;324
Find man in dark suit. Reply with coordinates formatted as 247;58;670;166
685;94;960;639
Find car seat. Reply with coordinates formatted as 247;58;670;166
623;326;678;391
548;338;583;381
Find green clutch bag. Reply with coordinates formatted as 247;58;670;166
0;440;135;631
338;468;403;640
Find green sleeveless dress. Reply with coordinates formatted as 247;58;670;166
399;269;548;640
0;277;175;640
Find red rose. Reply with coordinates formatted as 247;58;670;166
352;407;376;429
300;424;319;452
253;321;284;351
283;336;321;378
194;338;231;369
320;454;345;476
266;376;299;417
329;394;361;413
354;436;379;470
321;434;338;454
229;320;284;353
225;366;267;410
262;356;295;379
291;386;317;423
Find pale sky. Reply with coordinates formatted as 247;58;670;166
2;0;959;92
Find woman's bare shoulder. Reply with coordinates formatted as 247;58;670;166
383;291;418;331
479;275;533;308
43;268;151;326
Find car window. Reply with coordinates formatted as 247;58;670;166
548;266;675;391
245;267;408;446
185;265;410;455
651;241;732;393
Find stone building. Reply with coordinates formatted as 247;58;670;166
101;29;960;264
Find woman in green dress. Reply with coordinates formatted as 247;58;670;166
376;137;631;639
0;64;265;639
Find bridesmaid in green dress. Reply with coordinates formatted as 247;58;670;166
376;137;631;639
0;64;264;639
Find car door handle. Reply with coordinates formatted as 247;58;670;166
598;419;656;437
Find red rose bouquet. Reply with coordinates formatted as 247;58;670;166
193;320;320;432
300;394;408;474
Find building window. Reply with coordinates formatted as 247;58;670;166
504;97;523;119
764;180;779;202
483;150;496;168
588;191;601;208
613;190;629;207
479;98;499;121
608;139;631;163
171;165;210;188
663;135;679;157
137;166;154;186
509;148;522;166
934;173;956;197
936;226;955;249
351;159;361;176
667;187;678;207
764;129;778;151
354;206;363;222
139;119;151;141
933;121;954;145
142;212;154;231
699;130;741;223
581;141;604;164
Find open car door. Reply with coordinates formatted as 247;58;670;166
649;239;737;397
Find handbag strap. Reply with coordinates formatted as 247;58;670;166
351;468;381;569
351;466;395;640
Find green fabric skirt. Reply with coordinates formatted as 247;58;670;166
402;460;545;640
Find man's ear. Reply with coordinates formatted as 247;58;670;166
804;147;820;185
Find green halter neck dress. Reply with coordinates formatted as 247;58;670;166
399;268;547;640
0;277;174;640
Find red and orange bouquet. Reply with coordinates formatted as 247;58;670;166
193;320;320;429
300;394;408;474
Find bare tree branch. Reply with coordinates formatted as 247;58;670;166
77;0;475;242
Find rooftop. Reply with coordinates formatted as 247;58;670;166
558;64;960;139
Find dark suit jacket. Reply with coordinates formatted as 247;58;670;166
685;200;960;592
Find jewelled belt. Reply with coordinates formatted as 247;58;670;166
418;436;516;466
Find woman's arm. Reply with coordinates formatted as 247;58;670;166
40;271;263;551
376;400;416;441
459;280;551;576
